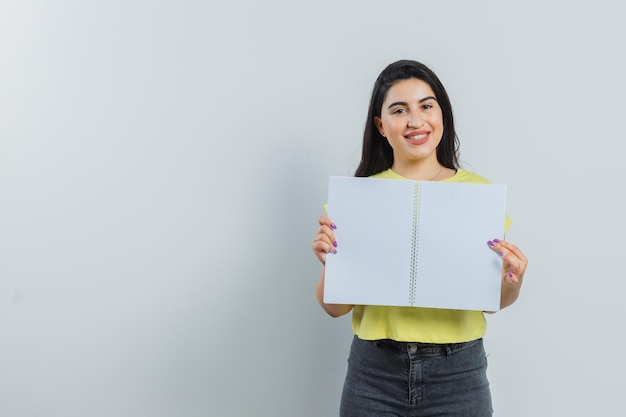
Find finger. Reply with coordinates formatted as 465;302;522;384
501;249;527;278
501;253;524;279
487;239;527;268
312;241;334;259
313;217;339;265
312;233;337;254
318;215;337;230
503;268;518;283
312;225;338;254
497;240;528;263
312;235;337;265
488;240;526;282
315;223;338;249
487;239;506;258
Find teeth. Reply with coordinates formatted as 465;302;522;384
408;133;427;140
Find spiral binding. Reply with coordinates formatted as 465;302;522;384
409;182;420;306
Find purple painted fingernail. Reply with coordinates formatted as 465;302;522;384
488;241;495;246
508;272;513;278
333;241;338;247
330;223;337;229
494;239;502;243
498;251;504;256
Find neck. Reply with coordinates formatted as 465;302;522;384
391;160;446;181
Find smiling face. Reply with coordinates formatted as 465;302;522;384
374;78;444;170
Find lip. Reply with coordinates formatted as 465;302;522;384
404;130;430;145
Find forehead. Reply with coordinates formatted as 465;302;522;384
384;78;436;102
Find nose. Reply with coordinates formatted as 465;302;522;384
408;113;423;128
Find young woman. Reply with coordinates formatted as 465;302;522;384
311;60;528;416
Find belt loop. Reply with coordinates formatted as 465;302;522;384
445;344;453;357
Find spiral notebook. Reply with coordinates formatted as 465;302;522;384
323;176;507;311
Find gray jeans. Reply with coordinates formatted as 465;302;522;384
340;335;493;417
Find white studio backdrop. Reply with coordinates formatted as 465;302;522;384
0;1;624;416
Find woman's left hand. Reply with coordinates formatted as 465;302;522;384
488;239;528;308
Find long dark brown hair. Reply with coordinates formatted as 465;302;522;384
354;60;460;177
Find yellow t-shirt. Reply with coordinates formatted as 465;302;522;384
350;168;511;343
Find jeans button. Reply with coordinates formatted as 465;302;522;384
409;344;417;353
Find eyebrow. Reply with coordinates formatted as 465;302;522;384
387;96;438;109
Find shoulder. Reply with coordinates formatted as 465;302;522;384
446;169;494;184
450;169;512;231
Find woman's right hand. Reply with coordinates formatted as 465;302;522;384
311;215;337;265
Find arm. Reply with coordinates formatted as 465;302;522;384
487;239;528;310
312;216;353;317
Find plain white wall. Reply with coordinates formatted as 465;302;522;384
1;1;624;416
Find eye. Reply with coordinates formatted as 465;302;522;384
421;103;433;110
392;108;407;114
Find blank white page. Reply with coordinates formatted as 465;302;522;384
412;181;506;311
324;176;416;306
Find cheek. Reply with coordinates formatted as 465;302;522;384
429;115;444;135
429;116;444;143
382;117;402;133
433;112;444;130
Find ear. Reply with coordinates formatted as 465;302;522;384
374;117;385;137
